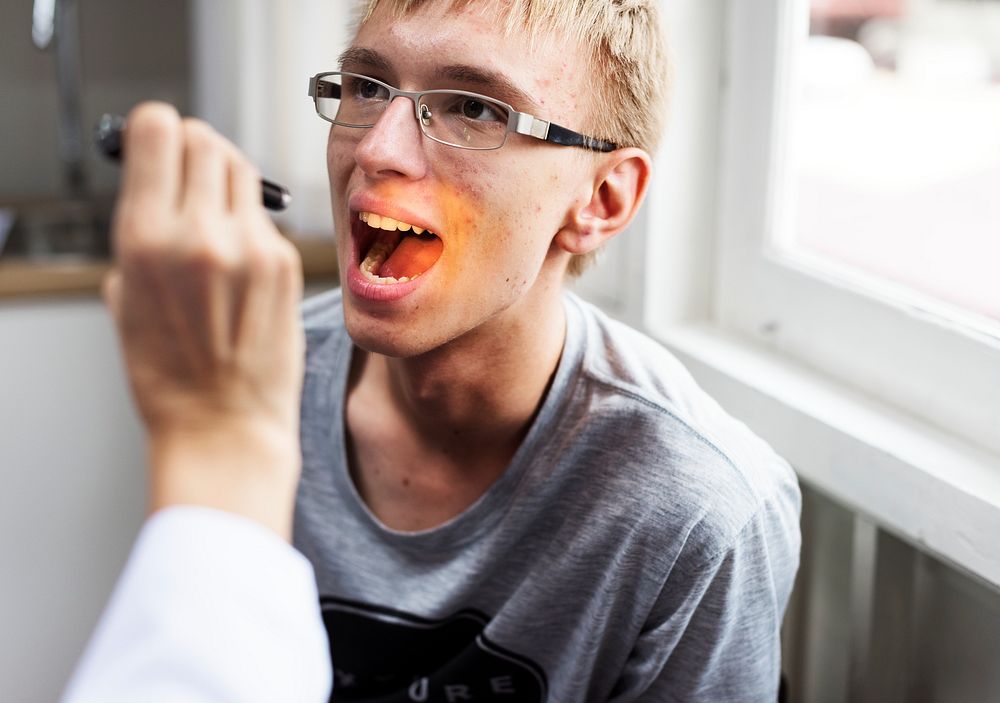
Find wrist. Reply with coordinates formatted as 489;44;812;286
147;419;301;541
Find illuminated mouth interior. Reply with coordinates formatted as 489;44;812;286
357;211;444;284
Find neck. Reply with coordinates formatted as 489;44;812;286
354;282;567;455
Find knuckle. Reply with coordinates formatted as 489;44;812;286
100;269;121;301
111;203;141;236
244;242;275;277
182;118;222;154
126;102;180;149
186;239;237;272
118;240;162;272
184;210;217;238
114;210;165;248
176;214;237;271
274;237;302;272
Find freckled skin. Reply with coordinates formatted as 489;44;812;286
328;2;597;360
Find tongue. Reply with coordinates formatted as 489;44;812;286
378;234;444;280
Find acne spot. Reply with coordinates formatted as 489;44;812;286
402;477;411;488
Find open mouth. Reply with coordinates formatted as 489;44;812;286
356;211;444;284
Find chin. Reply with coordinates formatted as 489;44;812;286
343;308;438;359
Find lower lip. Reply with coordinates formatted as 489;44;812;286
346;263;429;302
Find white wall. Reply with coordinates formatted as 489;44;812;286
191;0;351;238
0;297;146;703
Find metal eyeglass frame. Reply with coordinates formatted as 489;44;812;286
308;71;618;153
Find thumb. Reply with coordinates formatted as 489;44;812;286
102;268;124;327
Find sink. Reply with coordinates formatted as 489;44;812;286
0;196;114;261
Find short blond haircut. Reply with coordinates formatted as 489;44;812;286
354;0;671;276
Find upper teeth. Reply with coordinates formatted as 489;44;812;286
359;211;426;235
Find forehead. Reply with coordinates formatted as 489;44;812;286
349;2;588;116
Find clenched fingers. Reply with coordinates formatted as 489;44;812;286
107;101;304;437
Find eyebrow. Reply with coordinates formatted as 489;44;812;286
337;47;541;114
337;47;392;73
438;64;540;114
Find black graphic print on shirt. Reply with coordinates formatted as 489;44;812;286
321;596;547;702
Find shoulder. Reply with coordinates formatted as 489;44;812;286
300;287;348;370
563;293;802;568
301;287;344;334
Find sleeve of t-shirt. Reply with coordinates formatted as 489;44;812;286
610;505;800;703
59;506;333;703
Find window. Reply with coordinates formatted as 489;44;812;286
705;0;1000;455
616;0;1000;591
790;0;1000;325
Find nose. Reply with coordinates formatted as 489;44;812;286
354;95;428;182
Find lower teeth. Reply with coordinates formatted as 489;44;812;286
359;249;420;285
365;272;412;284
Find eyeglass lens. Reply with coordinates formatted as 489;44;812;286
314;73;511;150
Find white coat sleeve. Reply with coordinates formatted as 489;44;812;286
60;506;333;703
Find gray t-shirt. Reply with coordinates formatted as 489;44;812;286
294;288;801;702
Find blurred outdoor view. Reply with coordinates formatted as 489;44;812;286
788;0;1000;324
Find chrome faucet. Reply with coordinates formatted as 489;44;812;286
33;0;88;198
32;0;56;48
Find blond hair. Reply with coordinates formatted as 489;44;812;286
355;0;671;276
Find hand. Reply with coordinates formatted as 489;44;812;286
103;102;305;539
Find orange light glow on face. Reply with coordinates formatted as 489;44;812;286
364;179;489;282
380;179;481;234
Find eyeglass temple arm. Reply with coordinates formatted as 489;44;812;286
513;112;617;153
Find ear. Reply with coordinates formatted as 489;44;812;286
555;148;652;256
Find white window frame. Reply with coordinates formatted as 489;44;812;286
582;0;1000;588
713;0;1000;456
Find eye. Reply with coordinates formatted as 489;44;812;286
359;79;384;99
458;98;504;123
354;78;389;101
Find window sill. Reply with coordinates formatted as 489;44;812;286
657;322;1000;588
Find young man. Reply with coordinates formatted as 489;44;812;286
294;0;801;701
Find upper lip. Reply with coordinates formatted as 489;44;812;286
348;192;439;235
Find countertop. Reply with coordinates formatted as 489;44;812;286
0;235;339;299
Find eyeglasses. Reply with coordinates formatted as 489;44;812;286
307;71;617;152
